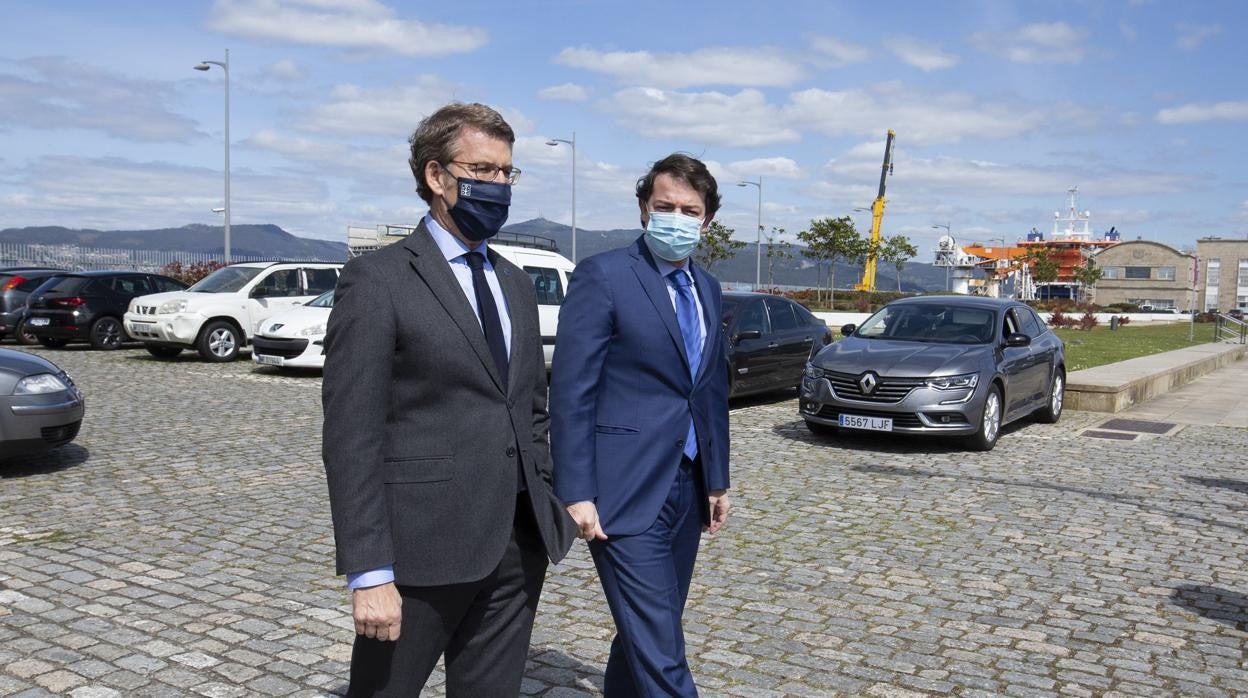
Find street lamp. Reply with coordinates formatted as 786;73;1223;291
545;132;576;262
195;49;230;265
737;177;762;289
933;223;952;292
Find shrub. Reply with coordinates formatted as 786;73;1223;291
160;260;224;286
1078;311;1099;330
1116;315;1131;326
1048;310;1074;328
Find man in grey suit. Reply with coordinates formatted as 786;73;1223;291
322;102;574;696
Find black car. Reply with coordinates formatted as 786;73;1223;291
722;292;832;398
25;271;188;350
0;269;66;345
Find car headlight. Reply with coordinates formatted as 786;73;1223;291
804;363;823;380
158;299;189;314
925;373;979;390
298;323;327;338
14;373;69;395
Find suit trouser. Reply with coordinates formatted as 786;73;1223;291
347;497;548;697
590;456;704;697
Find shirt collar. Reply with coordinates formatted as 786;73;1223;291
425;213;487;264
655;256;694;285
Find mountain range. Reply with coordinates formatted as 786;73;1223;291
1;219;951;291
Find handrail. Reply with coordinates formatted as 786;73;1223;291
1214;313;1247;344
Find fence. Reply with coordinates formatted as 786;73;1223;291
0;243;281;272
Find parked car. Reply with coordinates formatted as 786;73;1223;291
124;262;344;362
0;347;85;458
722;292;832;398
25;271;188;350
799;296;1066;451
250;241;577;371
251;290;334;369
0;269;66;345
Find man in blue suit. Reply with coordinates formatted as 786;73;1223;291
550;153;731;696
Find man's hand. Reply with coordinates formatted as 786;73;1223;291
566;501;608;541
353;582;402;642
705;489;731;534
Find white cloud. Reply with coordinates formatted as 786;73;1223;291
784;85;1048;145
554;46;806;88
602;87;799;147
969;22;1088;64
808;36;870;67
0;57;198;142
0;156;335;232
244;129;407;181
726;157;803;180
261;59;304;82
1156;101;1248;124
207;0;487;57
537;83;589;102
297;79;457;136
1175;22;1221;50
884;36;959;71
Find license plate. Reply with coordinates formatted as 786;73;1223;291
132;322;154;333
27;317;51;326
255;354;284;366
839;413;894;432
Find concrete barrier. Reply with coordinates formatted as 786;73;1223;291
1065;342;1248;413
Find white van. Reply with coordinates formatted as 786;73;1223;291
494;239;576;369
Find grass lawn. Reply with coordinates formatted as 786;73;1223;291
1054;321;1218;371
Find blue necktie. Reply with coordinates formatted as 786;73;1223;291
669;269;701;461
465;251;508;391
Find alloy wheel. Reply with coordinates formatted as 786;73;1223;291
209;328;237;357
982;390;1001;444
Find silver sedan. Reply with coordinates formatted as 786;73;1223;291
0;348;85;459
800;296;1065;451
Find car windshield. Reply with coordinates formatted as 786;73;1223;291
856;303;995;344
188;266;264;293
306;290;335;308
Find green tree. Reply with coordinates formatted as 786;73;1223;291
694;220;745;272
878;234;919;292
796;216;867;307
1026;247;1059;284
764;226;792;289
1071;257;1104;303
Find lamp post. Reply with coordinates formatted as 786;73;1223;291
195;50;230;265
545;132;576;262
737;177;762;289
932;223;952;292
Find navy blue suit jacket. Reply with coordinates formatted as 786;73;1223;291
550;237;731;536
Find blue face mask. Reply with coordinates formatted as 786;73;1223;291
448;177;511;241
643;211;704;262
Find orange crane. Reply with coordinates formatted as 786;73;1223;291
855;129;895;292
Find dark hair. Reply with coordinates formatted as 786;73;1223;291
635;153;722;218
408;102;515;203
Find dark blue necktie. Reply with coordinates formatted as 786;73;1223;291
465;251;508;391
669;269;701;461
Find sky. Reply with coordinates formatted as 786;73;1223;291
2;0;1246;261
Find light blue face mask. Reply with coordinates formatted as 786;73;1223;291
643;211;704;262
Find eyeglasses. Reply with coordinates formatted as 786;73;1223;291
443;160;521;185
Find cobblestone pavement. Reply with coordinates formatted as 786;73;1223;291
1;345;1246;697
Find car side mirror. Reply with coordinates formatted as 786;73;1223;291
735;329;762;343
250;286;270;298
840;324;857;336
1004;332;1031;347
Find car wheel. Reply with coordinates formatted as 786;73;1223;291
805;420;837;436
197;321;241;362
13;318;39;345
145;345;183;359
90;316;125;350
966;384;1002;451
1034;370;1065;424
37;336;69;349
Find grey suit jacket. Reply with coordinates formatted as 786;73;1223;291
321;222;575;587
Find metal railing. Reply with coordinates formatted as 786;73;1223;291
0;243;281;272
1214;313;1247;344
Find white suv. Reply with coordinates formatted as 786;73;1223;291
124;261;343;362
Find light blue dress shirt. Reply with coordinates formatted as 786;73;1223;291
656;259;706;354
346;214;512;591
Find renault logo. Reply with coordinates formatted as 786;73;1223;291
858;372;878;395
